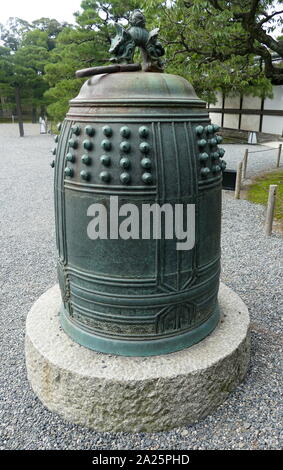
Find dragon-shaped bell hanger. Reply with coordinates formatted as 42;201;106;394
76;10;165;78
109;10;165;72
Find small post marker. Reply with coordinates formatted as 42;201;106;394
276;144;282;168
248;131;257;144
265;184;277;236
242;149;248;179
235;161;243;199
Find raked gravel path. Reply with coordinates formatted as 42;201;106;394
0;124;282;450
223;143;281;178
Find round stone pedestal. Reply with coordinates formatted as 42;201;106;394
25;283;250;432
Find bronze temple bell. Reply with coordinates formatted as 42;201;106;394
52;10;226;356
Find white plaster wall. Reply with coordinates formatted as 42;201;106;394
208;86;283;135
242;95;262;109
209;92;223;108
262;115;283;135
223;114;239;129
241;114;261;132
208;113;222;126
264;86;283;110
224;95;241;109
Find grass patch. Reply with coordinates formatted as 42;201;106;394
0;118;33;123
247;169;283;221
223;137;247;144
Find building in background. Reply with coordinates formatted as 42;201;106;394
209;86;283;136
209;54;283;137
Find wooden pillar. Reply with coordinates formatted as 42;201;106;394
265;185;277;236
238;95;243;130
235;162;243;199
276;144;282;168
221;92;225;128
242;149;249;179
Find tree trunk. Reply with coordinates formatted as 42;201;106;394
32;105;37;123
15;86;24;137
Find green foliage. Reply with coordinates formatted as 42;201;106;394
143;0;282;102
31;18;70;50
0;17;67;117
1;1;282;122
21;30;50;49
44;0;140;121
44;78;84;122
0;17;31;51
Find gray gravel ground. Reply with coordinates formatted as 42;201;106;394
0;124;282;450
224;143;281;178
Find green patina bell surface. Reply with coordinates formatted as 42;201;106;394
53;70;226;356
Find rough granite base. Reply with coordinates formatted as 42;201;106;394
25;283;250;432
